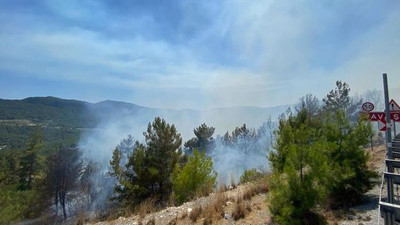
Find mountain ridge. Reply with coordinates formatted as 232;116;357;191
0;96;288;150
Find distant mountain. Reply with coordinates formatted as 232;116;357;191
0;96;289;151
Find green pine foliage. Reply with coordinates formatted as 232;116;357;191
0;129;45;224
269;109;329;224
323;111;379;208
269;82;379;224
171;149;217;204
184;123;215;154
239;169;264;184
109;117;184;208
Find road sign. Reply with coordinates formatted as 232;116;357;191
378;120;387;131
362;102;375;111
368;112;386;122
392;112;400;122
361;99;400;132
390;99;400;111
367;112;387;131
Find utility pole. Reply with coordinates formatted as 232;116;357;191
383;73;395;224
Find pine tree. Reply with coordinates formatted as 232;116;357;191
184;123;215;154
171;150;217;204
19;128;42;190
269;108;329;224
109;117;183;207
323;110;378;208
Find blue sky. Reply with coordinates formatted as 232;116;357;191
1;0;400;109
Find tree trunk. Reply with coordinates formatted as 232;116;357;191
370;135;373;151
54;188;58;215
61;193;67;219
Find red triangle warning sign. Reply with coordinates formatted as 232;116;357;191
378;120;387;131
389;99;400;111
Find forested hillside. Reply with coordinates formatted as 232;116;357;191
0;97;94;150
0;96;287;151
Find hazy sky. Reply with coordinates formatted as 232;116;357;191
1;0;400;109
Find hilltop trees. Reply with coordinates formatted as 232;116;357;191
322;80;362;121
222;124;257;158
109;117;184;208
184;123;215;154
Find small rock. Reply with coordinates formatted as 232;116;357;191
226;201;233;205
347;215;354;220
187;208;192;213
224;214;231;220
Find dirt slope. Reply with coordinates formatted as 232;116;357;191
89;145;386;225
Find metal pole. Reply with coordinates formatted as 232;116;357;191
384;73;395;224
384;73;393;160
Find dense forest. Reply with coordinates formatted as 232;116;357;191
0;97;151;150
0;81;384;225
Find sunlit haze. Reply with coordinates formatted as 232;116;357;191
1;1;400;109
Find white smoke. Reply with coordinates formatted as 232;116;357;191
77;102;283;211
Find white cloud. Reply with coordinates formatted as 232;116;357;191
0;0;399;108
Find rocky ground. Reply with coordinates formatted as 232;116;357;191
89;182;271;225
88;145;386;225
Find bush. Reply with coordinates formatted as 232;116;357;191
268;109;329;225
323;111;379;208
172;150;217;204
240;169;264;184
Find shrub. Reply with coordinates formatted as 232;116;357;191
172;150;217;204
240;169;264;184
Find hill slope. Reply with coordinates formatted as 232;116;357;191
0;96;288;151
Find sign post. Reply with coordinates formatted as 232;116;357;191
383;73;395;224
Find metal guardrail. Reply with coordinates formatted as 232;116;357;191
378;160;387;225
379;136;400;224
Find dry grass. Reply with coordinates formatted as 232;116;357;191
243;179;269;200
137;198;158;219
187;194;228;224
75;211;87;225
232;201;251;221
180;211;187;219
218;182;228;193
230;173;237;189
167;216;177;225
189;204;202;222
203;216;213;225
146;217;155;225
169;193;176;207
